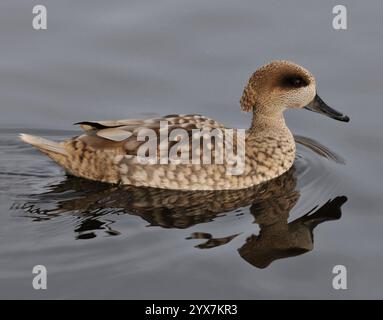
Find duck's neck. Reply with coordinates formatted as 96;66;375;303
248;109;296;174
249;110;289;135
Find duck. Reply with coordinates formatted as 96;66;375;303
20;60;349;190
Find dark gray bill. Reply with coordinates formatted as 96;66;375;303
304;94;350;122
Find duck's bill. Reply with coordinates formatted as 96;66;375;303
304;94;350;122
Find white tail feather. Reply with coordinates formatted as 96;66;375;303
19;133;67;156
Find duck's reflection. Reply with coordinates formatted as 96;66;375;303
239;195;346;268
14;165;347;268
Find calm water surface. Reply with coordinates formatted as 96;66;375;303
0;0;383;299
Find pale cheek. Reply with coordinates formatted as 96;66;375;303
295;87;315;107
307;86;316;102
287;93;307;108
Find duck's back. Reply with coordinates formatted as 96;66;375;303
21;114;296;190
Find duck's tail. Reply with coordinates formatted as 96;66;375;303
19;133;68;157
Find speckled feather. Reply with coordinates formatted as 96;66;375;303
30;112;295;190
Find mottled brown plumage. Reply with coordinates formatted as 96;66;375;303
20;60;348;190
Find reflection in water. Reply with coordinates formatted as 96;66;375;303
238;196;346;268
185;192;346;268
186;232;240;249
12;172;347;269
10;136;348;268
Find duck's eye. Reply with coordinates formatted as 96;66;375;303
281;76;308;88
291;77;303;86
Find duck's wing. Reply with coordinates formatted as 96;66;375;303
74;114;229;156
75;114;226;133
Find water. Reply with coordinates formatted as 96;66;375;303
0;0;382;299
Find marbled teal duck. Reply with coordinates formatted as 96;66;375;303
20;60;349;190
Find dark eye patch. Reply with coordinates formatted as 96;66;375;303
280;75;308;88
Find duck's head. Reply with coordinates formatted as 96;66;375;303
240;60;349;122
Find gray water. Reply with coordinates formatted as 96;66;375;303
0;0;382;299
